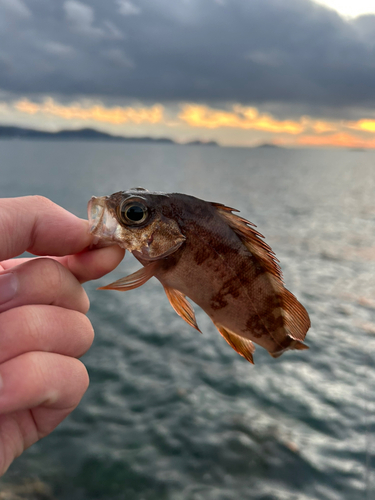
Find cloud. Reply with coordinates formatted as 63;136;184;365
348;119;375;132
100;48;134;68
0;0;374;115
103;20;125;40
3;96;375;148
41;42;75;57
179;104;305;134
296;132;375;148
117;0;141;16
63;0;104;37
0;0;31;18
12;98;164;124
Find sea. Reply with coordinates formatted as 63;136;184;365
0;140;374;500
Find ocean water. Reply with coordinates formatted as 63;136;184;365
0;140;374;500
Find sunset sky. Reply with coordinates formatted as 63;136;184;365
1;0;375;147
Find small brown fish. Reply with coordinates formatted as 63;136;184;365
88;188;310;363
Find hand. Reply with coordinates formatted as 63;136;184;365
0;196;125;475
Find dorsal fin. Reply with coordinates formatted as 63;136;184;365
211;202;282;280
212;203;310;346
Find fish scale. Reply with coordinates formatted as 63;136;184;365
88;188;310;364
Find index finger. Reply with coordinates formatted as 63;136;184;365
0;196;93;261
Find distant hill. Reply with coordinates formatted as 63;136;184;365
0;126;218;146
253;143;283;149
185;139;218;147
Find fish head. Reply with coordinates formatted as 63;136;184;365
88;187;186;260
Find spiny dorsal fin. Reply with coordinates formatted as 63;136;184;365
212;203;310;345
98;261;160;291
211;202;282;280
164;286;201;333
215;324;255;364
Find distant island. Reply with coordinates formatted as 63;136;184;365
253;143;283;149
0;125;218;146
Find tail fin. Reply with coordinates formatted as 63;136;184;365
270;339;309;358
282;289;310;342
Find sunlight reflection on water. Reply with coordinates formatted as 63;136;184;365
0;141;374;500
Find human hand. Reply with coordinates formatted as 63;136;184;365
0;196;125;475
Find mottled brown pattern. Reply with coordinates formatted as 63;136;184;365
246;309;285;339
213;203;282;280
210;292;229;310
210;274;244;310
89;188;310;364
193;244;212;265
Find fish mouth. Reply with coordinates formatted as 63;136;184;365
88;196;120;243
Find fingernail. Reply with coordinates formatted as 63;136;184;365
0;273;18;305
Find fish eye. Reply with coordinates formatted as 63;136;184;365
120;201;148;225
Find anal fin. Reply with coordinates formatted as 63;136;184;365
98;261;159;291
215;324;255;364
164;286;201;333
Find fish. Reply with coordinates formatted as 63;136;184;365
88;187;310;364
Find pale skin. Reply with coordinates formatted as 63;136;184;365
0;196;125;476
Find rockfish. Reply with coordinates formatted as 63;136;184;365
88;188;310;363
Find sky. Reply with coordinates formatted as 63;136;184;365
0;0;375;147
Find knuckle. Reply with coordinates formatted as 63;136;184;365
35;259;89;313
77;361;90;392
76;314;95;355
15;307;40;345
29;195;54;210
81;291;90;314
21;258;65;293
66;359;90;401
39;258;64;288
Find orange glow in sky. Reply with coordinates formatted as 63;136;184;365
14;98;164;125
2;97;375;149
179;104;304;134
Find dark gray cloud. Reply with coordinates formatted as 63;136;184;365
0;0;375;111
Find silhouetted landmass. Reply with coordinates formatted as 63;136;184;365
254;143;283;149
186;140;218;146
0;126;218;146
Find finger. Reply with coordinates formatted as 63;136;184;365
0;305;94;364
52;245;125;284
0;352;89;415
0;258;89;314
1;245;125;284
0;196;93;261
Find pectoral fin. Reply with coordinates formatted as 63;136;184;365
215;324;255;364
98;261;160;291
164;286;201;332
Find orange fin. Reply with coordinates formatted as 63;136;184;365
293;341;309;351
270;340;309;358
211;202;282;280
212;202;310;345
164;286;201;333
98;261;159;291
215;324;255;364
282;289;311;342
